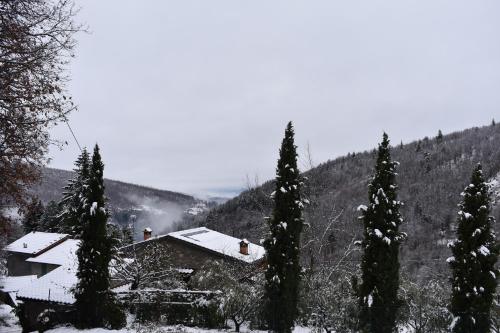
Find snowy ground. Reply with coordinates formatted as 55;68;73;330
0;304;312;333
0;304;413;333
0;304;21;333
45;327;312;333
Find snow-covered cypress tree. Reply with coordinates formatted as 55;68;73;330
356;133;405;333
448;164;499;333
264;121;304;333
74;144;125;329
59;149;90;236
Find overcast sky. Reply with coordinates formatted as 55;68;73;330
48;0;500;198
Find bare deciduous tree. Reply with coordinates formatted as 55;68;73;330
300;208;359;333
112;242;185;290
191;260;263;332
399;277;451;333
0;0;81;232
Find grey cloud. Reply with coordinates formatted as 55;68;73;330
49;0;500;196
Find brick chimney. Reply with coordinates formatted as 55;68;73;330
143;227;152;241
239;239;249;255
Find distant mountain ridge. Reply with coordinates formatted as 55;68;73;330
34;168;196;208
32;168;208;237
204;123;500;278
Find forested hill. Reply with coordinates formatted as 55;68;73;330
204;123;500;278
31;168;207;237
34;168;196;208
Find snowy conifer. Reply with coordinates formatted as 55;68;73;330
356;133;405;333
448;164;499;333
74;144;125;329
39;200;62;232
437;129;444;142
21;198;44;233
59;149;90;236
264;121;304;333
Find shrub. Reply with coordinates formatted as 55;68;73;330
36;309;57;332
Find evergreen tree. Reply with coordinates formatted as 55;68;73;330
74;145;125;329
492;119;496;127
355;133;405;333
437;129;444;142
448;164;499;333
263;122;304;333
22;198;44;233
107;223;124;249
415;140;422;152
39;200;62;232
59;149;90;236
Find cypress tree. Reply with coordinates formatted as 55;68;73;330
448;164;499;333
356;133;405;333
59;149;90;236
264;122;304;333
74;144;125;329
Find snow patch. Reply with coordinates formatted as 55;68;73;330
478;245;490;256
367;294;373;307
90;202;98;216
357;205;368;212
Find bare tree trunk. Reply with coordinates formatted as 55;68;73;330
232;317;241;332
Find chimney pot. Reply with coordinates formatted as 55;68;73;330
143;227;152;241
239;239;249;255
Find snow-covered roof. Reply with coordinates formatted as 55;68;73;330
16;238;79;304
5;232;68;255
17;265;77;304
0;275;38;306
167;227;265;263
0;275;37;292
26;239;80;266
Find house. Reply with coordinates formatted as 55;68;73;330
121;226;265;271
1;231;73;306
5;232;69;276
1;233;79;331
16;238;80;304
